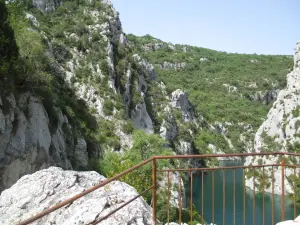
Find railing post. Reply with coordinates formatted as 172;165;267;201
281;154;285;221
152;158;157;225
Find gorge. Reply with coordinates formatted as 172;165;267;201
0;0;299;224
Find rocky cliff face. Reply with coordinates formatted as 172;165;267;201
1;0;200;192
244;41;300;195
0;93;89;191
0;167;153;225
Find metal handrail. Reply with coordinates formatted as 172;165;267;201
17;152;300;225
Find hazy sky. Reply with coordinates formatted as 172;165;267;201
111;0;300;55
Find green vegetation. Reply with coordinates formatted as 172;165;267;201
103;99;114;116
122;120;134;134
260;131;282;152
0;0;19;91
128;34;293;151
3;1;109;156
288;173;300;206
99;130;201;222
292;106;300;117
7;2;53;92
157;192;204;224
100;130;174;202
246;166;271;191
194;130;231;153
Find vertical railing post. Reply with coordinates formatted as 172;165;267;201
152;158;157;225
281;154;285;221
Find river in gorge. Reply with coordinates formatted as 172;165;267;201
185;160;300;225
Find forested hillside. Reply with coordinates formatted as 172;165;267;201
127;34;293;152
1;0;300;223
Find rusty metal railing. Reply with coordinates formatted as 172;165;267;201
17;152;300;225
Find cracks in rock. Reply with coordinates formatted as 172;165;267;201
63;175;81;209
20;200;30;210
39;180;60;203
90;201;111;224
53;182;61;189
38;182;47;203
127;217;137;225
102;201;111;211
68;174;80;189
4;136;13;156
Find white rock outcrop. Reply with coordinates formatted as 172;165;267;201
159;105;177;141
133;54;156;80
244;41;300;195
246;89;279;105
142;42;164;51
171;89;195;122
223;83;238;93
0;167;153;225
131;102;154;133
158;62;186;70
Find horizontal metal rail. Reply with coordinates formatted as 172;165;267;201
153;151;300;159
158;163;300;172
17;152;300;225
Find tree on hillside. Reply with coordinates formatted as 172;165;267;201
100;130;174;202
0;0;19;81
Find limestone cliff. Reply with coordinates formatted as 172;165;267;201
244;41;300;195
0;94;89;191
1;0;199;193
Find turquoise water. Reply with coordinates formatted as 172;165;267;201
186;161;300;225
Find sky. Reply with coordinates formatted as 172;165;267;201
111;0;300;55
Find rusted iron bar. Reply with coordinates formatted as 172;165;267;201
281;164;300;168
278;152;300;157
223;169;226;225
153;152;296;160
157;163;280;172
234;169;236;225
294;168;296;219
281;156;285;221
17;158;153;225
272;166;275;225
253;168;256;225
202;170;204;225
243;169;246;225
152;158;157;225
262;167;265;225
167;171;170;225
179;173;182;224
212;170;215;224
190;171;193;224
92;186;154;224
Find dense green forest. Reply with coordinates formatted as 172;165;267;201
127;34;294;151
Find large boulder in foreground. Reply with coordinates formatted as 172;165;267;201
0;167;153;225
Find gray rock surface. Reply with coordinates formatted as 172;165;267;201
133;54;156;80
0;94;89;191
132;102;154;133
171;89;195;122
246;89;279;105
0;167;153;225
32;0;60;12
